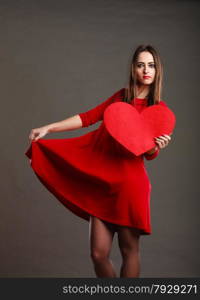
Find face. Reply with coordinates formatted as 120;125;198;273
135;51;156;85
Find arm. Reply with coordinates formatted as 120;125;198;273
46;114;83;133
28;114;83;142
41;88;124;133
28;88;124;142
78;88;125;127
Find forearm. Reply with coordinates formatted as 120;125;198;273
45;114;83;133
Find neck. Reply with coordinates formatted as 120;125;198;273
136;85;149;98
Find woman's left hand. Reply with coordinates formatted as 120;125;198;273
154;134;172;149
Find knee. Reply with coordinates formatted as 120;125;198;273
90;249;109;263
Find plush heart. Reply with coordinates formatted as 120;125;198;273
103;102;176;156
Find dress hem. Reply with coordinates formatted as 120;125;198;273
34;170;151;236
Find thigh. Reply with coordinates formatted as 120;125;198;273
89;216;116;255
117;226;141;255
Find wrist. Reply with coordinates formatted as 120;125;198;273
44;124;54;133
146;146;158;155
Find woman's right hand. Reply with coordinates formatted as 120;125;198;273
29;126;49;142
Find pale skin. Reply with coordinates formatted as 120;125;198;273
28;51;172;277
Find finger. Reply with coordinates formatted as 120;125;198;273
35;135;41;141
155;139;166;148
155;136;170;145
155;140;162;148
156;136;168;141
157;138;169;145
163;134;171;140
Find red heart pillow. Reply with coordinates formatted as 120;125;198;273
103;102;176;156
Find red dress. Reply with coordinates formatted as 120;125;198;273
25;88;167;235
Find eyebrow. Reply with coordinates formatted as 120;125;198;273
137;61;155;63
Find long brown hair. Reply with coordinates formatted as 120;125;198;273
123;44;163;106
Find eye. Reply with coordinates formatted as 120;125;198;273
136;63;155;68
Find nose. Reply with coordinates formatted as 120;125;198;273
143;66;149;74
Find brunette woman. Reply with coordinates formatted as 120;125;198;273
26;44;172;278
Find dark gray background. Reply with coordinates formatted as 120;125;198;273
0;0;199;278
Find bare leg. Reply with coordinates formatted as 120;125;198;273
117;226;141;278
89;216;117;278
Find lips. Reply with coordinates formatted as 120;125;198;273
143;76;151;79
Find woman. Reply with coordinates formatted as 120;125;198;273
25;44;172;278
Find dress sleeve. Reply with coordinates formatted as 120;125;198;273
158;100;168;107
143;147;160;160
143;100;167;160
78;88;125;127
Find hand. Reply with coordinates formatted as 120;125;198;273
154;133;172;149
29;126;49;142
